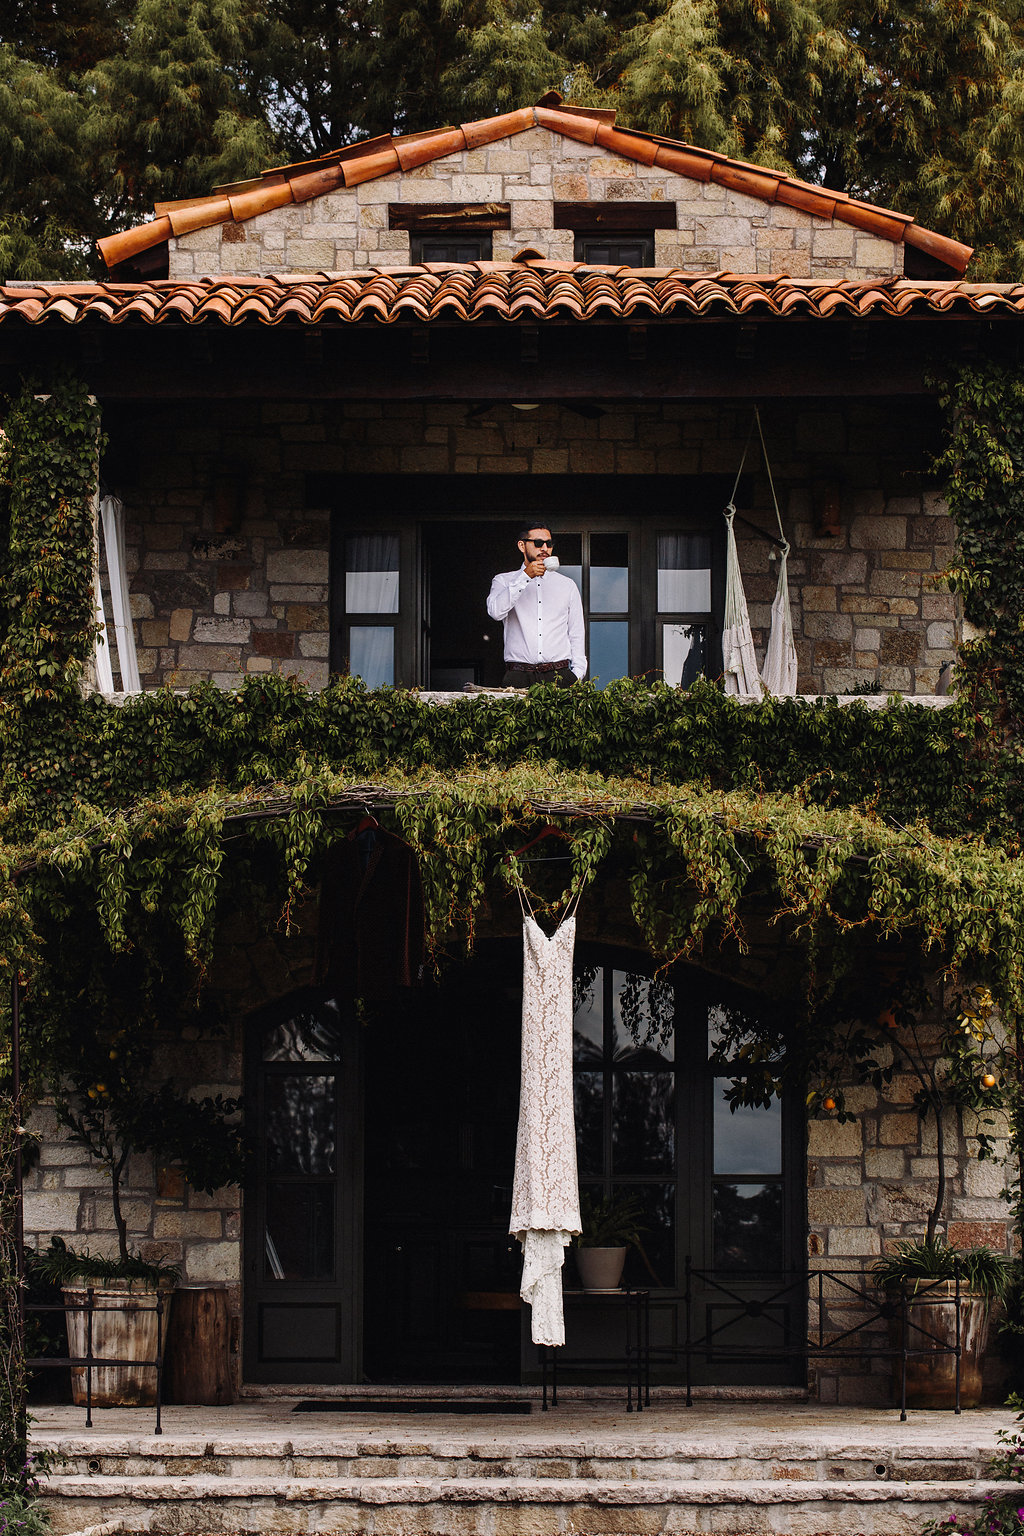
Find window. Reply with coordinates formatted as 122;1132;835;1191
555;202;676;268
410;232;492;264
574;232;655;267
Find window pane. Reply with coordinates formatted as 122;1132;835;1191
658;533;712;613
589;621;629;688
555;535;583;595
574;1071;604;1177
713;1182;784;1269
573;967;604;1061
345;533;399;614
612;972;674;1062
613;1071;675;1173
713;1092;782;1175
265;1074;337;1176
263;1007;344;1062
590;532;629;613
663;622;709;688
265;1183;335;1280
349;626;394;688
618;1183;676;1287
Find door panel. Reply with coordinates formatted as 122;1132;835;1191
244;993;362;1383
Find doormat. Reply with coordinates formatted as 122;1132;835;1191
292;1399;532;1415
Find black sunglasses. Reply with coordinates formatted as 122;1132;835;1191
527;538;554;548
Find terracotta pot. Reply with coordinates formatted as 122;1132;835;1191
576;1247;627;1291
63;1281;173;1408
889;1282;991;1409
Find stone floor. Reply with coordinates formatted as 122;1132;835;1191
31;1397;1019;1535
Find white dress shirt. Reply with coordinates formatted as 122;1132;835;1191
487;566;587;680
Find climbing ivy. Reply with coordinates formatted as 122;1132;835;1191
1;362;1024;1478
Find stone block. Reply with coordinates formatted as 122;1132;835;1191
948;1220;1009;1251
966;1158;1007;1198
193;616;252;645
153;1208;224;1239
804;613;853;640
299;632;329;658
927;620;955;649
23;1191;83;1230
807;1118;863;1157
879;630;921;666
850;516;907;550
286;603;329;632
808;1188;867;1223
253;631;296;658
802;586;837;612
185;1240;241;1284
864;1148;906;1178
283;660;329;689
879;1112;919;1146
822;667;877;693
266;549;329;584
828;1225;880;1256
174;645;242;672
234;591;269;617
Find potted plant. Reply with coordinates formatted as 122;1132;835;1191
35;948;245;1407
873;1237;1012;1409
574;1192;646;1292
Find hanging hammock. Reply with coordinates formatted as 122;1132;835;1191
722;410;798;699
722;506;761;696
754;410;798;698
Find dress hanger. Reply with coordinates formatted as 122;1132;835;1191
505;824;574;863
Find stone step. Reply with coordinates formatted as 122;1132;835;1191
39;1473;1009;1536
44;1436;990;1483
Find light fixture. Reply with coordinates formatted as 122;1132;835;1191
511;402;541;412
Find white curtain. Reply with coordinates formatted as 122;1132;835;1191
761;544;798;698
721;508;761;696
92;494;141;694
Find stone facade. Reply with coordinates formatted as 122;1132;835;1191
23;907;1015;1402
105;396;957;695
168;129;904;282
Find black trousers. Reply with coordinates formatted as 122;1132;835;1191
503;664;576;688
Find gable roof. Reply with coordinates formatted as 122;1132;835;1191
97;100;973;277
2;268;1014;328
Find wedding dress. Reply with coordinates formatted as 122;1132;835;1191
509;897;582;1347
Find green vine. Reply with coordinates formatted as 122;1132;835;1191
3;362;1024;1475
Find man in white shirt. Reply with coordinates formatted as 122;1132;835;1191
486;525;587;687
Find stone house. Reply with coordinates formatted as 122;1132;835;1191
2;95;1018;1404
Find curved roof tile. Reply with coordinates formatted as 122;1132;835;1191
96;102;973;278
7;266;1024;329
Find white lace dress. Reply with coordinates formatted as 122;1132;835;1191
509;908;582;1347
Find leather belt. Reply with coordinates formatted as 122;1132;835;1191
506;659;571;673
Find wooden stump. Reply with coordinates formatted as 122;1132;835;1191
165;1285;234;1405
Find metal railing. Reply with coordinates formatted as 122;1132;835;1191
654;1258;969;1420
27;1288;167;1432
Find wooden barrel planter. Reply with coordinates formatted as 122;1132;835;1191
890;1282;992;1409
62;1280;173;1408
165;1285;234;1405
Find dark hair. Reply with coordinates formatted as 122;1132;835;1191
517;524;552;543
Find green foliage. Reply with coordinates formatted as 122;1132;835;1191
27;1237;177;1288
0;1491;50;1536
873;1236;1013;1296
576;1191;647;1248
85;0;275;223
0;1099;26;1493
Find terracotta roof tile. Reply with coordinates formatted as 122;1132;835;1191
7;267;1024;330
95;103;974;278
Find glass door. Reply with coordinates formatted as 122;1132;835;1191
243;993;362;1383
550;952;804;1387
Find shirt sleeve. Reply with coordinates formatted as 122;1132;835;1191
567;581;587;680
486;569;530;621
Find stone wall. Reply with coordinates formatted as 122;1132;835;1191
807;1012;1013;1406
105;396;957;695
169;128;904;282
22;905;1015;1403
171;130;908;284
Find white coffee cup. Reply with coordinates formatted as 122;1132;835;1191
543;555;560;570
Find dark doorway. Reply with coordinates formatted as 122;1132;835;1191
426;520;514;689
362;942;524;1382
